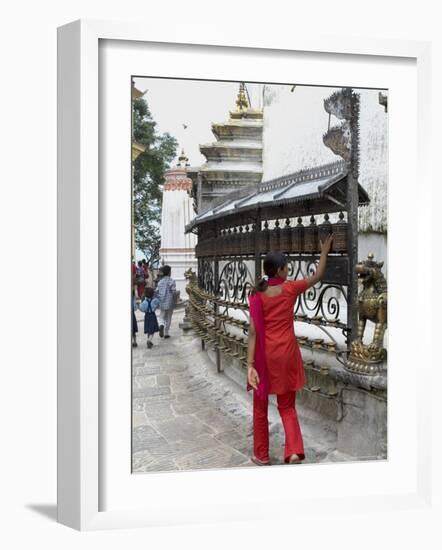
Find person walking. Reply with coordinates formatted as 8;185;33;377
154;266;164;288
144;261;154;289
156;265;176;339
142;259;150;287
131;290;138;348
246;233;334;466
136;260;145;300
131;259;138;297
139;287;160;348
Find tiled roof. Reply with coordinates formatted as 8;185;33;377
185;160;369;232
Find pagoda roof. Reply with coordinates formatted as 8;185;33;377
229;108;263;120
200;142;262;162
199;161;263;176
200;140;262;151
212;118;263;129
211;122;263;141
185;160;370;232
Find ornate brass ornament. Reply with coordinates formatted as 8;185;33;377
184;267;197;284
322;125;351;161
346;253;387;374
322;88;353;162
180;268;198;331
235;82;249;112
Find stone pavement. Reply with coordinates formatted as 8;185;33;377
132;307;354;473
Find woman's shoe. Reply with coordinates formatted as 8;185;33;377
287;454;303;464
251;456;271;466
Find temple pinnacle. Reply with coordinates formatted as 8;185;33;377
178;148;189;167
235;82;249;112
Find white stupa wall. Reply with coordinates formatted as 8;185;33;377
160;167;197;299
263;85;388;276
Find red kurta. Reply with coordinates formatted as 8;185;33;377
260;278;309;394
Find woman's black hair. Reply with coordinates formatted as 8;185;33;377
144;287;154;298
253;251;288;293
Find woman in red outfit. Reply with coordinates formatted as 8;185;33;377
247;233;334;466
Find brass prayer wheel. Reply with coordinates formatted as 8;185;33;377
232;227;239;256
291;217;304;252
304;215;319;253
238;225;246;255
318;213;333;250
259;220;270;253
269;219;281;251
226;227;233;256
218;228;225;256
245;224;254;255
332;211;348;253
279;218;292;253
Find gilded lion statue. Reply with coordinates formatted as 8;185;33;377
347;253;387;372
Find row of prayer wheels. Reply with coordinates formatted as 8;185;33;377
195;213;348;257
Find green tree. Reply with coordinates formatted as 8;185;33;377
132;96;178;264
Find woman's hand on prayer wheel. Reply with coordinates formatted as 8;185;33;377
319;232;334;254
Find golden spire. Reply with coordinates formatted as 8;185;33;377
178;148;189;167
131;80;146;99
235;82;249;112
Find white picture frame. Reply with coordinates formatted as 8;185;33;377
57;19;433;531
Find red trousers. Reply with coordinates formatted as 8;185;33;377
137;283;145;299
253;390;305;463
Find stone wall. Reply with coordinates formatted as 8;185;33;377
211;346;387;461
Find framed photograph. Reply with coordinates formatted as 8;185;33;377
57;19;432;530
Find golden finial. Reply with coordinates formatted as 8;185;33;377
235;82;249;111
178;148;189;167
131;80;147;99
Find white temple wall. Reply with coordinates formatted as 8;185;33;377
160;187;197;299
261;85;388;349
160;189;194;248
262;85;388;235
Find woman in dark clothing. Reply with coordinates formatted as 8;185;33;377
139;287;160;348
132;290;138;347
